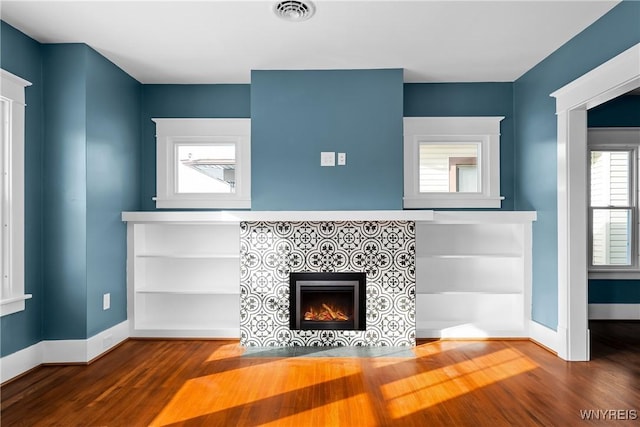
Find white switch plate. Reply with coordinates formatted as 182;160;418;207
337;152;346;165
103;293;110;310
321;152;335;166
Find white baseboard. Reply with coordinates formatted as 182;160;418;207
528;320;559;354
589;303;640;320
0;341;43;384
1;320;129;383
43;320;129;364
86;320;129;362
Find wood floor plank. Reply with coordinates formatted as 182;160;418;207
1;321;639;426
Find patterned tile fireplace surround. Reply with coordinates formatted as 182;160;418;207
240;220;416;347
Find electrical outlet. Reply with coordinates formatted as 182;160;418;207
103;293;110;310
337;152;346;165
320;152;335;167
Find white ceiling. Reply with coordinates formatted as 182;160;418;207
1;0;620;84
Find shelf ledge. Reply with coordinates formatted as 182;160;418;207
123;210;435;223
136;289;239;295
417;253;523;259
417;291;523;295
137;253;240;259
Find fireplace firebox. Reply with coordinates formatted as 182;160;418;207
289;272;366;331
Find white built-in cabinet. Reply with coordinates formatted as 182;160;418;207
123;211;535;339
415;212;535;338
126;219;240;338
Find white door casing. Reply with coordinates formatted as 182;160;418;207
551;43;640;361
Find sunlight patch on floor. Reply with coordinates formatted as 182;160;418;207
381;348;539;418
255;393;377;427
413;339;484;358
205;342;245;361
149;359;362;425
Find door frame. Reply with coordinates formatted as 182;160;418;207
551;43;640;361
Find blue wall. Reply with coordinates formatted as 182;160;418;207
404;83;515;210
589;280;640;303
251;69;404;211
514;1;640;329
42;44;89;339
1;0;638;357
588;94;640;127
0;30;141;355
141;79;513;212
42;44;141;340
0;22;44;356
85;48;141;336
141;80;513;212
140;84;250;211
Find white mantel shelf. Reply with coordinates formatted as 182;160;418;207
122;210;435;223
121;210;536;224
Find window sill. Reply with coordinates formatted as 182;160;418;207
403;196;503;209
154;197;251;210
0;294;33;317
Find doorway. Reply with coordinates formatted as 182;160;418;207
552;43;640;361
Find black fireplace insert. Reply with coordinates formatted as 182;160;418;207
289;272;366;331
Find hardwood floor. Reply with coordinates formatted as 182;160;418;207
2;321;639;426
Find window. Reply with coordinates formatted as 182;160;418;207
403;117;504;208
588;128;640;277
153;118;251;209
1;69;32;316
419;144;479;193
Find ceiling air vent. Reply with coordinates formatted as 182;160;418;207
274;0;315;22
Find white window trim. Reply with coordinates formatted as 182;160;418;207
153;118;251;209
1;69;32;317
588;127;640;280
403;116;504;209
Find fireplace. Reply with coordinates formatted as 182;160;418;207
290;272;366;331
241;220;415;347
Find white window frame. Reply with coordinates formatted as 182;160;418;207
1;69;32;317
403;117;504;208
153;118;251;209
588;127;640;279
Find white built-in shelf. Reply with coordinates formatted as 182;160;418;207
423;290;523;295
131;325;239;339
136;289;240;295
134;323;239;332
418;253;522;259
126;220;241;338
122;210;435;223
415;212;535;339
415;320;527;339
136;253;240;259
123;210;535;340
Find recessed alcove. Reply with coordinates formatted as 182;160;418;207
122;210;534;345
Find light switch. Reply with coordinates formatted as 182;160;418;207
338;152;346;165
321;152;335;167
